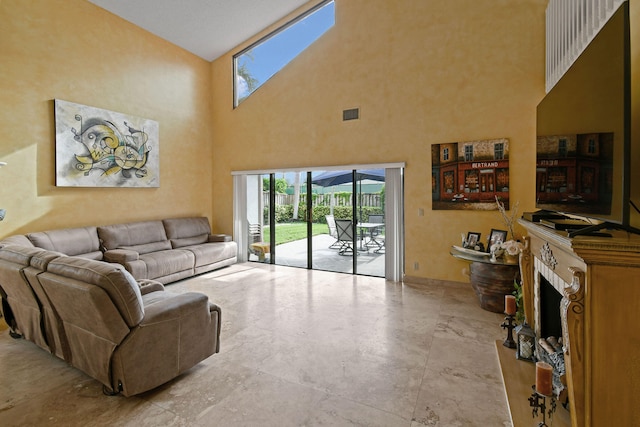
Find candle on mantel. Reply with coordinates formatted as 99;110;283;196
536;361;553;396
504;295;516;315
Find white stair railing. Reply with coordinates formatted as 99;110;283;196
546;0;626;92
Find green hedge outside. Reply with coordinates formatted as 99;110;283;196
266;205;384;224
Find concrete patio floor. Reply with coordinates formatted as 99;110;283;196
250;233;385;277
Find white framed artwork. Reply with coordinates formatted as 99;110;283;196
55;99;159;188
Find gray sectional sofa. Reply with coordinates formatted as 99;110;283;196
0;216;236;395
1;216;237;284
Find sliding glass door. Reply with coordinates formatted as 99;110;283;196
308;169;386;276
234;164;403;281
273;171;308;269
246;172;310;269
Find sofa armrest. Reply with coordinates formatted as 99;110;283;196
137;279;164;295
208;234;232;243
104;249;139;264
111;291;219;396
141;292;209;322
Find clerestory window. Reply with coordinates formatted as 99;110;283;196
233;0;335;107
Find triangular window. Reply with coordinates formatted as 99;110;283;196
233;0;335;107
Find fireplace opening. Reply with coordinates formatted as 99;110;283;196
536;273;568;406
539;275;562;339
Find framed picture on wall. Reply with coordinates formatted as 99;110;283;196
431;138;510;211
54;99;160;188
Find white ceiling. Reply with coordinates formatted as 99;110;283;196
87;0;311;61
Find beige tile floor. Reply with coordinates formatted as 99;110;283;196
0;263;511;426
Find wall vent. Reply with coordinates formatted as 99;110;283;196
342;108;359;121
546;0;626;92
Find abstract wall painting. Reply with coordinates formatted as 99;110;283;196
55;99;159;187
431;138;510;210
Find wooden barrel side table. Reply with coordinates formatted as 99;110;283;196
450;246;520;313
469;262;520;312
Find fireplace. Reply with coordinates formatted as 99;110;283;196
533;259;568;402
532;255;568;340
538;275;562;339
515;218;640;427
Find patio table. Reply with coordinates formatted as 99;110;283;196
357;223;384;252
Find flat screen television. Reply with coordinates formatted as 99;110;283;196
535;2;637;236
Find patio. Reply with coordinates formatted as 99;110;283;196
250;233;385;277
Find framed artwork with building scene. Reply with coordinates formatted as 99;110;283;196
55;99;159;188
431;138;510;210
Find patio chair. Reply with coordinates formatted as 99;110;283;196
367;214;385;253
248;223;262;244
325;215;341;249
248;223;269;261
368;214;383;224
335;219;355;255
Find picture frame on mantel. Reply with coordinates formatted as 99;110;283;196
54;99;159;188
465;231;481;249
488;229;508;251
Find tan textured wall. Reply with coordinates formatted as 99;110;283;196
0;0;214;236
0;0;549;283
211;0;547;282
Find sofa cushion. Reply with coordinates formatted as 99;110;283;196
182;242;238;268
103;249;139;264
0;245;48;266
139;249;195;280
47;257;144;327
98;220;168;250
29;250;67;271
170;234;208;249
27;227;102;260
209;234;232;242
0;235;35;248
119;240;172;255
163;217;214;249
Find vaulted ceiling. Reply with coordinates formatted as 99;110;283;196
87;0;311;61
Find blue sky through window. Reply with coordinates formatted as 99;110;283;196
234;1;334;106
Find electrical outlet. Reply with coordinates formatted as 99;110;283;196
414;262;419;270
418;208;424;216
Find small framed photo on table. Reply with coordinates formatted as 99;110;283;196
488;229;508;250
465;232;481;249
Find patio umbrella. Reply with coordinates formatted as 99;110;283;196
311;169;385;187
311;169;385;218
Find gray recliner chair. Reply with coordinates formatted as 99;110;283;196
37;255;221;396
0;244;221;397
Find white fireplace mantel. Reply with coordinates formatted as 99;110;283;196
515;219;640;427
